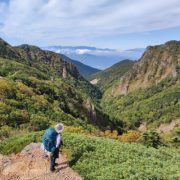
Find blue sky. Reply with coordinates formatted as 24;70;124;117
0;0;180;50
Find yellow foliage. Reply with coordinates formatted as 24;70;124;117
104;130;111;137
0;79;14;95
16;81;33;95
64;126;84;133
104;130;119;139
0;101;7;109
119;130;140;142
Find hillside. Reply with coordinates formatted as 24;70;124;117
0;38;115;137
0;132;179;180
89;60;135;91
61;54;101;77
111;41;180;95
101;41;180;130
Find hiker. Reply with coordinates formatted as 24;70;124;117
42;123;64;172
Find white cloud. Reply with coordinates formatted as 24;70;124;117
0;0;180;45
76;49;92;55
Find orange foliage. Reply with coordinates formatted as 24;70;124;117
64;126;140;143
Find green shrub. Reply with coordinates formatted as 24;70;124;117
141;131;162;148
0;125;12;139
29;114;50;131
0;131;43;154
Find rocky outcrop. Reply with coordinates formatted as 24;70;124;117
0;143;82;180
85;99;97;123
112;41;180;95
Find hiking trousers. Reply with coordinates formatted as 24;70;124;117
50;148;59;171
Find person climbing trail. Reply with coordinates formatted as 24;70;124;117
42;123;64;172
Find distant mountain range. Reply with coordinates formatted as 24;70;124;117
42;46;145;69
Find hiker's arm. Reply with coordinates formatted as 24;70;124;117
56;134;61;148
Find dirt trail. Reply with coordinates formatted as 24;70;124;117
0;143;82;180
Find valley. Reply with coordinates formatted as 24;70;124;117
0;38;180;179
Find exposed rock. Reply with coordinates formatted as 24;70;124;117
62;66;68;79
85;99;97;123
90;79;99;85
138;122;147;132
0;143;82;180
157;119;180;134
112;41;180;95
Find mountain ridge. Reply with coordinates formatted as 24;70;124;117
89;59;135;91
0;37;115;131
101;41;180;130
110;40;180;96
43;45;144;69
61;54;101;77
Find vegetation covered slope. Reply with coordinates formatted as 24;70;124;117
101;41;180;130
0;131;179;180
102;77;180;129
89;60;135;91
61;54;101;78
0;38;114;133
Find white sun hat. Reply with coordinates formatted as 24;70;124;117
55;123;64;133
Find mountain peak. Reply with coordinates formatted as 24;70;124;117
165;40;180;45
111;41;180;95
0;37;11;46
15;44;42;52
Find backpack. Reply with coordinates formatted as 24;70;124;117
42;128;57;153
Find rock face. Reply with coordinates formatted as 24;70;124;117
112;41;180;95
0;143;82;180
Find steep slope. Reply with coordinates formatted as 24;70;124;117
0;38;113;133
61;54;101;78
101;41;180;129
89;60;135;91
111;41;180;95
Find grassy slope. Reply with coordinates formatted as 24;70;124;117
0;132;179;179
88;60;135;91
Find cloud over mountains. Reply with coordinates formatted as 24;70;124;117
43;45;145;69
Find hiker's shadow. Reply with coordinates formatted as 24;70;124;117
55;161;69;172
60;161;69;166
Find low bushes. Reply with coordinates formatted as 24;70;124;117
1;132;179;179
